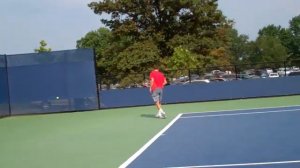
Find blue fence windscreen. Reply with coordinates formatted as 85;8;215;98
100;76;300;108
7;49;99;115
0;55;10;117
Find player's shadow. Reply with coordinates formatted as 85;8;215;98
141;114;157;119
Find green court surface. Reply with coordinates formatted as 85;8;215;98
1;95;300;168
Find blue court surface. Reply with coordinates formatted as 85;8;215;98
120;106;300;168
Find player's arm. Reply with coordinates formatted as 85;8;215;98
163;76;167;86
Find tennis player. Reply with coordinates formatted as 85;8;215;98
149;68;167;118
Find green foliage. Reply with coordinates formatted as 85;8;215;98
228;29;250;64
258;24;293;53
258;24;284;37
76;28;111;55
117;40;160;72
116;40;160;87
88;0;231;58
289;15;300;61
165;46;205;79
79;1;300;87
34;40;51;53
254;36;287;66
245;18;300;66
86;0;232;86
167;46;199;69
76;28;112;71
290;15;300;36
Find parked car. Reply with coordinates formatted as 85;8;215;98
288;71;300;76
261;73;268;78
171;76;189;85
265;68;273;74
190;74;200;80
291;66;299;71
209;78;227;82
183;79;210;85
277;67;292;76
222;74;237;81
268;72;279;78
236;74;252;80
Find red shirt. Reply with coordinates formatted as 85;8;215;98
150;69;166;92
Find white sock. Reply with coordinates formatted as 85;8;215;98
159;108;165;114
156;111;161;117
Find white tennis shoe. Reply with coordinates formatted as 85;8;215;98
159;109;166;118
155;112;162;118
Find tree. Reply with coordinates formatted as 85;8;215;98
288;15;300;62
76;28;112;72
258;24;283;37
88;0;232;76
253;36;287;67
115;40;160;87
167;46;200;70
228;28;250;64
258;24;293;54
34;40;51;53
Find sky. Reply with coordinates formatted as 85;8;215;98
1;0;300;55
218;0;300;39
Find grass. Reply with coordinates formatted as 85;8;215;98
0;95;300;168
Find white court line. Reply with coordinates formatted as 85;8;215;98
182;105;300;116
119;113;183;168
166;160;300;168
181;108;300;119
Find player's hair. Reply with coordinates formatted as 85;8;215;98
152;64;160;69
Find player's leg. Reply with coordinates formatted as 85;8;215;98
157;89;166;118
152;90;162;118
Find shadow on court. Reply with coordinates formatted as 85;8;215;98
140;114;157;119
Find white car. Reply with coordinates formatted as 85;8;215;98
268;72;279;78
277;68;291;76
265;68;273;74
183;79;210;85
292;66;299;71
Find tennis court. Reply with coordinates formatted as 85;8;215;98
122;105;300;168
1;96;300;168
